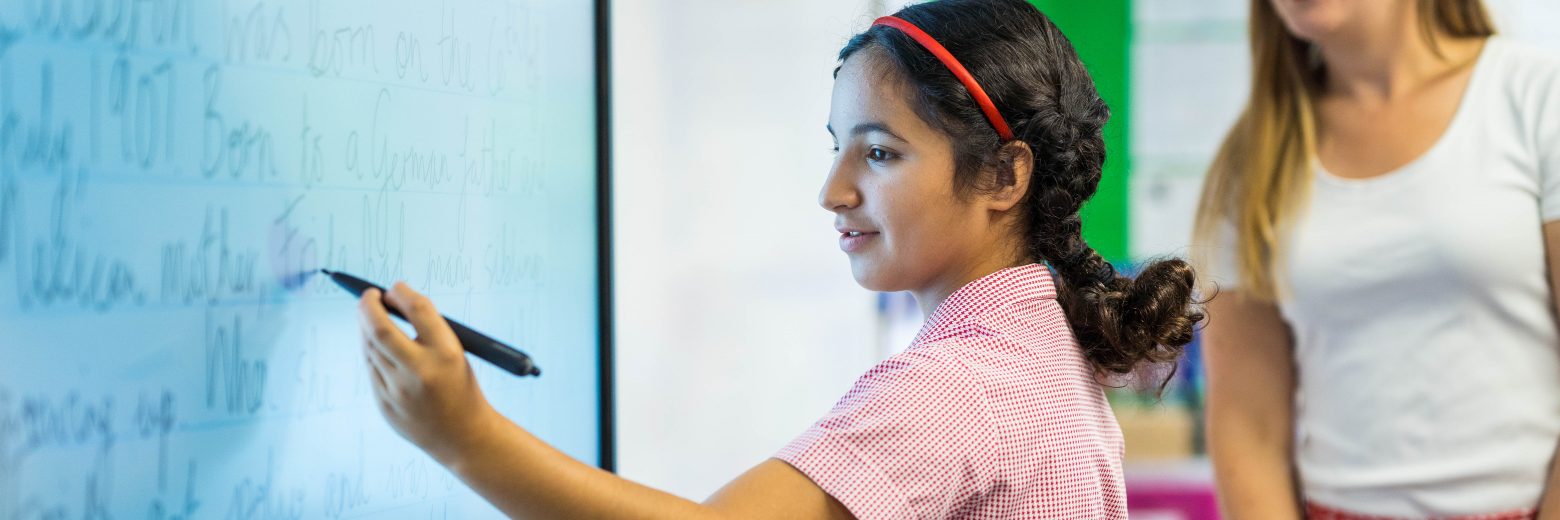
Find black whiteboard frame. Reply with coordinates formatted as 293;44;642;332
594;0;617;472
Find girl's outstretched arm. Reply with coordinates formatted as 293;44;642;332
358;282;853;520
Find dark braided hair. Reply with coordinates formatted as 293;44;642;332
841;0;1203;377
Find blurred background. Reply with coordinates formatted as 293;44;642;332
611;1;1560;518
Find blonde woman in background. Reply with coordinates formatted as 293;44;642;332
1195;0;1560;518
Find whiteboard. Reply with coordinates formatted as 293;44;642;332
0;0;605;517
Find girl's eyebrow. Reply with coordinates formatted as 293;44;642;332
825;122;907;143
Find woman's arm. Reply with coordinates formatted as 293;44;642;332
1203;289;1303;519
358;282;854;520
1538;222;1560;519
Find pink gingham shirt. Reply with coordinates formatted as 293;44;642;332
777;263;1127;519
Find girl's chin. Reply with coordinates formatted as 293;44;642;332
848;259;907;293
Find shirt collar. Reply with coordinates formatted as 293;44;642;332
911;263;1058;345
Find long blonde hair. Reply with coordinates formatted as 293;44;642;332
1192;0;1494;300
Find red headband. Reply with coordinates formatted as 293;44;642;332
872;16;1014;141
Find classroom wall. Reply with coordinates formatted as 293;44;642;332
611;0;888;500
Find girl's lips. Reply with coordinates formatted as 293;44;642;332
839;232;880;253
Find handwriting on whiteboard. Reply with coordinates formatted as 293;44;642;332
0;0;599;517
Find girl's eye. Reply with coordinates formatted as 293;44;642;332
867;147;895;162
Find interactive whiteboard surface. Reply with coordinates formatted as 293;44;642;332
0;1;605;517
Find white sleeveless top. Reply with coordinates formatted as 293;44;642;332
1204;37;1560;517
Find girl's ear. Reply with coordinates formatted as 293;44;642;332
987;140;1033;212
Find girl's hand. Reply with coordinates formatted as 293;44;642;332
354;285;849;520
358;281;500;464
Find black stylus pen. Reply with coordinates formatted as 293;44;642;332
321;269;541;377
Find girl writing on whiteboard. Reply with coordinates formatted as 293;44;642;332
357;0;1201;518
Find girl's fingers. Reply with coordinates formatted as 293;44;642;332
364;339;393;392
358;326;403;372
358;288;416;365
383;282;460;354
364;340;400;417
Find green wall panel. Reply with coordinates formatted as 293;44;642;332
1029;0;1132;263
